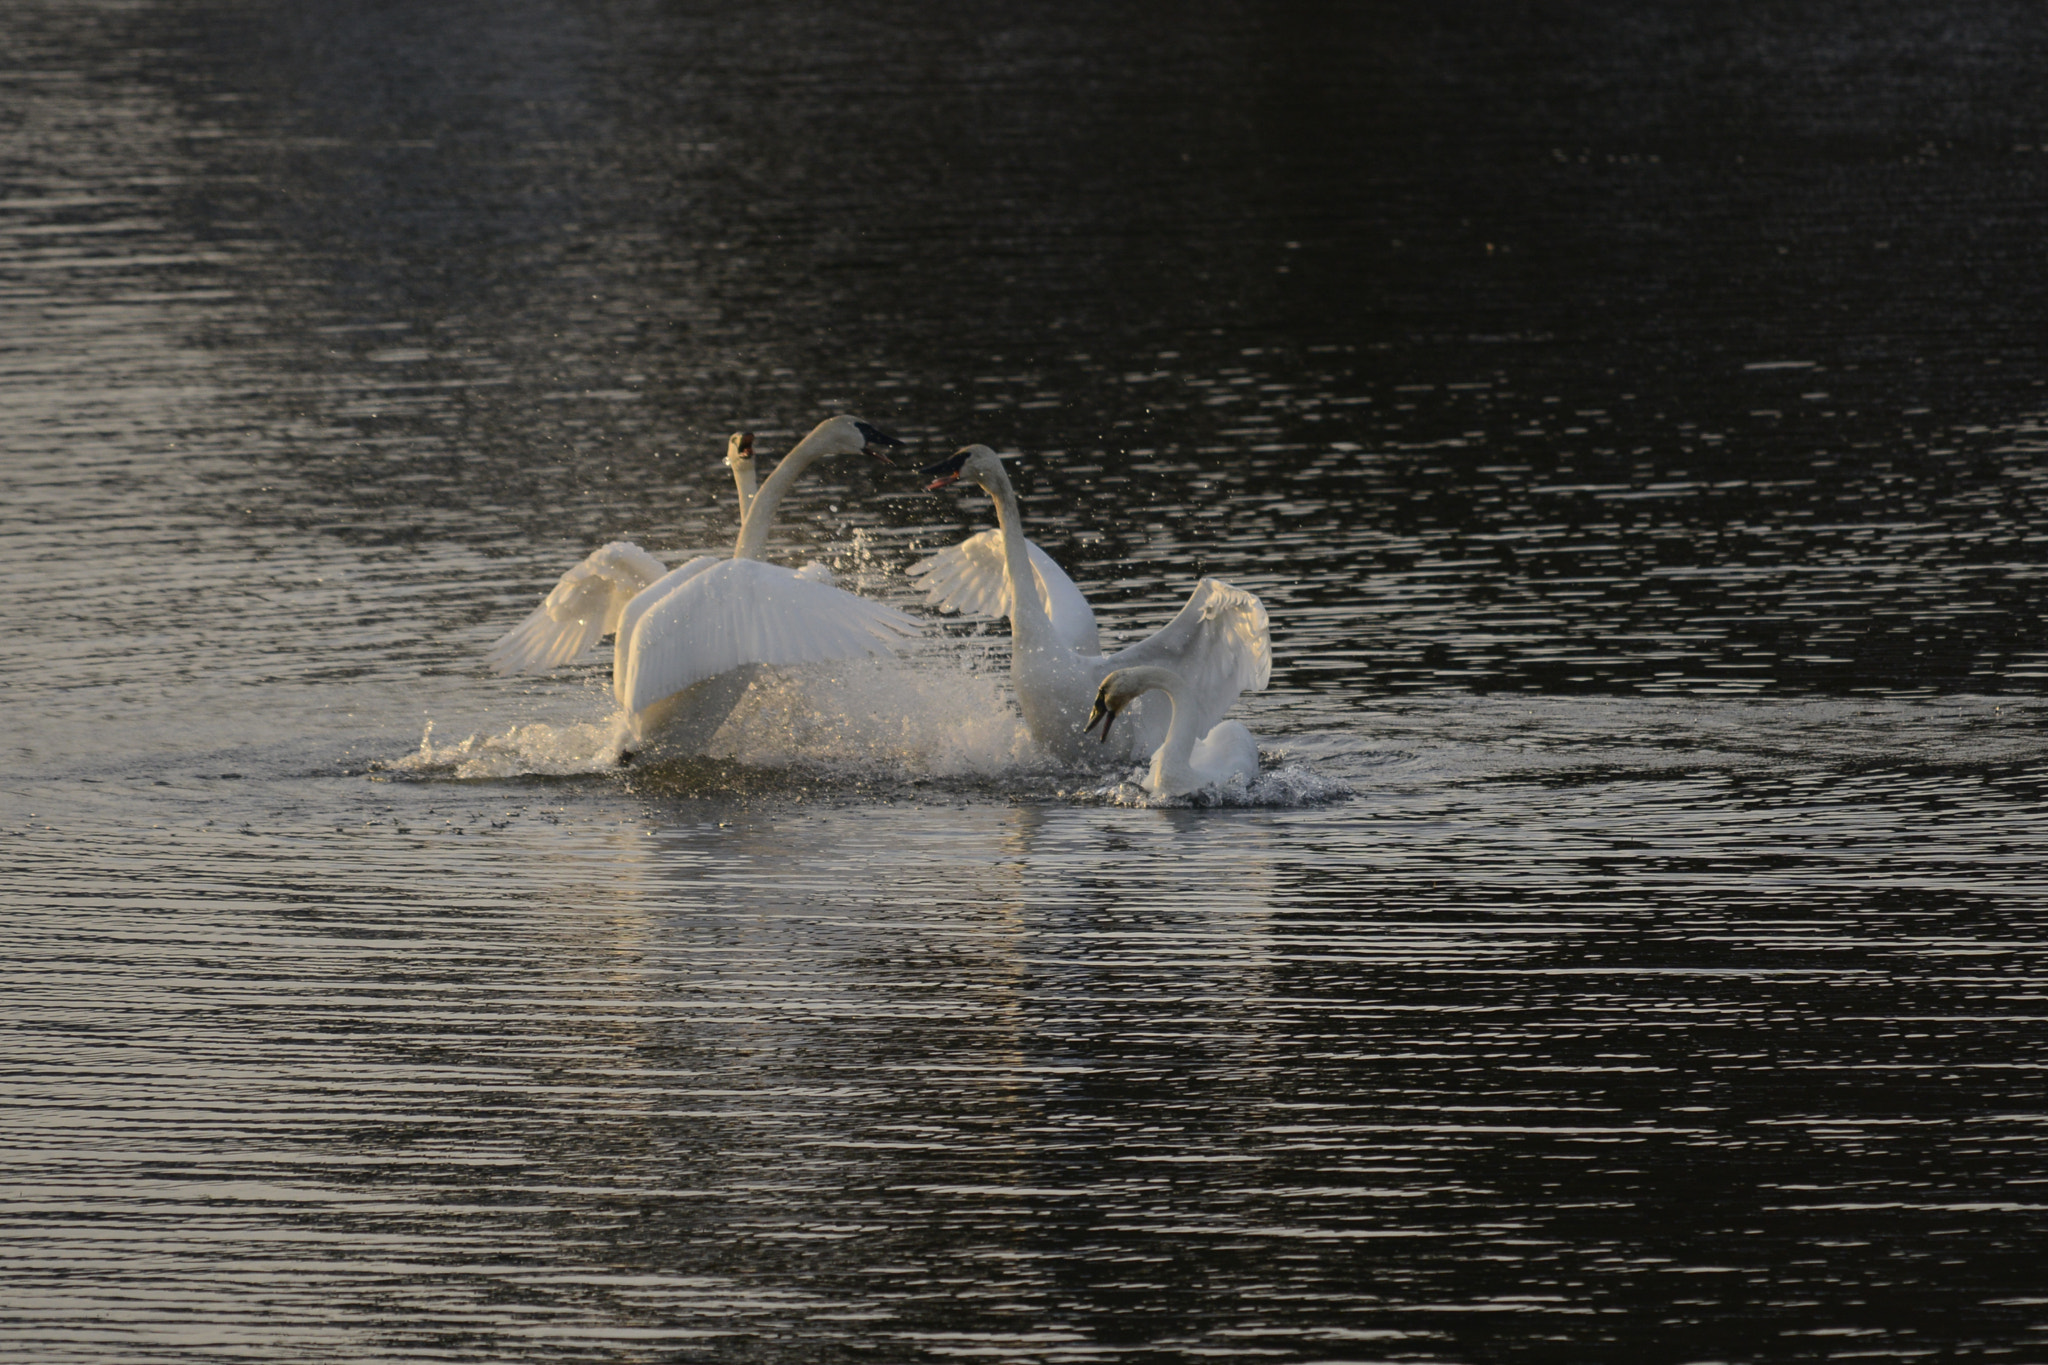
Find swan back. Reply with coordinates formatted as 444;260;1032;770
616;558;919;714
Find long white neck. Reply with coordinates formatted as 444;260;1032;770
1130;667;1201;793
734;431;833;560
976;461;1054;649
730;461;756;524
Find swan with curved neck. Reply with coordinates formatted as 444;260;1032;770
488;415;916;750
733;416;896;561
922;444;1270;766
1087;665;1260;797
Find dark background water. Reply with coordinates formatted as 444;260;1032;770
52;0;2048;698
5;1;2048;1361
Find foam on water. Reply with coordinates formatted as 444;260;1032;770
1066;758;1356;808
385;717;626;780
377;652;1362;804
384;654;1060;786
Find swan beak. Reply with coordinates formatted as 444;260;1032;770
1085;692;1117;743
920;449;970;491
854;421;903;464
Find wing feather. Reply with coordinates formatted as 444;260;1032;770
618;559;920;714
485;541;669;675
611;555;722;658
909;530;1100;655
1104;577;1271;739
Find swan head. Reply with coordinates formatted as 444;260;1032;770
1085;666;1180;744
722;431;755;470
799;414;903;464
921;444;1012;492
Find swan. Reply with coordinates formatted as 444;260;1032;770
487;415;918;749
1087;665;1260;797
919;445;1270;766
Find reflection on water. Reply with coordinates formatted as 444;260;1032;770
9;704;2048;1359
6;0;2048;1359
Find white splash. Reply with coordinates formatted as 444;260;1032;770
388;717;626;780
1064;758;1355;809
699;656;1049;777
387;653;1058;784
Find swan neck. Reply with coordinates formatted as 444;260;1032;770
734;435;826;560
983;463;1050;639
1151;672;1200;770
731;463;756;524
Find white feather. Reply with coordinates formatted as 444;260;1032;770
485;541;669;675
909;530;1100;656
1102;577;1271;744
616;559;917;714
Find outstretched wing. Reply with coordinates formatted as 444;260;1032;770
485;541;669;674
617;558;921;714
1104;577;1271;738
909;530;1100;655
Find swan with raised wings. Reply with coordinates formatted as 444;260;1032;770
1087;665;1260;797
918;445;1270;765
487;415;918;749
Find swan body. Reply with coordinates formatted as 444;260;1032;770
488;415;916;746
922;445;1269;766
1088;665;1260;796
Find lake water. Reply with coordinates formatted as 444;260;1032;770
5;1;2047;1360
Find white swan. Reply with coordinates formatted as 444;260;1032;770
487;415;918;748
920;445;1270;765
1087;665;1260;797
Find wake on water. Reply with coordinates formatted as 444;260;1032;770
384;651;1350;808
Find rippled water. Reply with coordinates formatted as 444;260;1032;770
7;1;2048;1360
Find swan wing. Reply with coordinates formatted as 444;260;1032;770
617;558;921;714
485;541;669;674
1105;577;1272;736
611;554;723;655
794;560;836;585
910;531;1101;654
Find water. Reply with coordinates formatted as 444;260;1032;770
6;0;2048;1360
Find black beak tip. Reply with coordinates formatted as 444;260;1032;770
854;421;903;448
919;450;971;481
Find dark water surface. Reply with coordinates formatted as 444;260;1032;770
6;1;2048;1360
